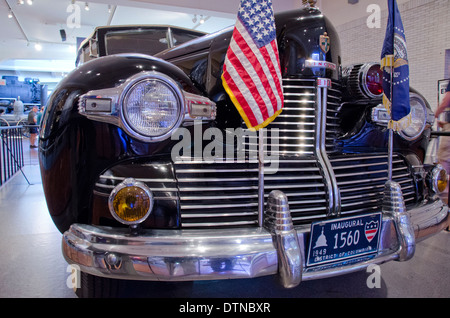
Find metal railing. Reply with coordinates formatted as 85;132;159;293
0;126;29;186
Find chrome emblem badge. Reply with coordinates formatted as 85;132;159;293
320;32;330;54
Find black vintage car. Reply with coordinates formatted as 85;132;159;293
39;4;449;297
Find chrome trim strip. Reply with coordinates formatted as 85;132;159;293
182;220;259;228
315;80;340;216
180;194;259;200
182;212;259;218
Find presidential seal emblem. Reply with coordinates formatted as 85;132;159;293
394;33;408;67
320;32;330;54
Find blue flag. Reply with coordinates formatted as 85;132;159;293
380;0;411;131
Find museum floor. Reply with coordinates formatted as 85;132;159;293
1;143;450;298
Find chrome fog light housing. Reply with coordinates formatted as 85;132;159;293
108;178;154;225
121;72;184;141
430;165;448;194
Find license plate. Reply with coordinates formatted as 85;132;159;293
306;213;382;267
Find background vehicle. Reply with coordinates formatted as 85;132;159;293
0;76;47;125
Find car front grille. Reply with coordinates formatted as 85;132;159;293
94;77;418;229
174;77;417;228
174;153;416;228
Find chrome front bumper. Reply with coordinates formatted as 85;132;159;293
63;195;449;288
63;182;449;288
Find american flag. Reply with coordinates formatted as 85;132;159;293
222;0;284;131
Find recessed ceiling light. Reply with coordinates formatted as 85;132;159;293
34;43;42;51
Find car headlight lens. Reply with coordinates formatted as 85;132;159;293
361;63;383;98
399;93;427;141
430;165;448;194
108;178;153;225
343;63;383;100
122;73;183;140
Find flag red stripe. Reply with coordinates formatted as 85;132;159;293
234;21;283;113
226;45;268;121
222;63;259;127
231;29;272;119
269;41;284;107
227;32;268;118
260;42;284;111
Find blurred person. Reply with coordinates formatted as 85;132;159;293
28;106;38;148
435;80;450;204
37;106;45;125
13;96;24;121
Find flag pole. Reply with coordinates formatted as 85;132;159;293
258;127;265;226
387;0;395;182
388;62;394;181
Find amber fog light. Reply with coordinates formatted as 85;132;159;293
108;178;153;225
431;165;448;194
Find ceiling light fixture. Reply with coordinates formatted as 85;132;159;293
34;43;42;51
199;15;205;24
17;0;24;4
27;0;33;5
84;2;89;11
8;10;13;18
192;14;197;24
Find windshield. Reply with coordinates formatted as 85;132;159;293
105;29;169;56
105;28;204;56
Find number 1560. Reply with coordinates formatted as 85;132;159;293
333;230;360;249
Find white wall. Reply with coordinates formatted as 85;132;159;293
321;0;450;111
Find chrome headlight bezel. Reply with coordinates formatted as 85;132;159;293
398;92;427;141
119;72;185;143
78;70;216;143
372;92;429;141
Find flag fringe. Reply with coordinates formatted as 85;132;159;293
382;94;412;131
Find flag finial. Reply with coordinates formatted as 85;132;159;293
302;0;317;7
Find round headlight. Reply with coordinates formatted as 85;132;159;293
122;73;183;141
108;178;153;226
399;93;427;141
